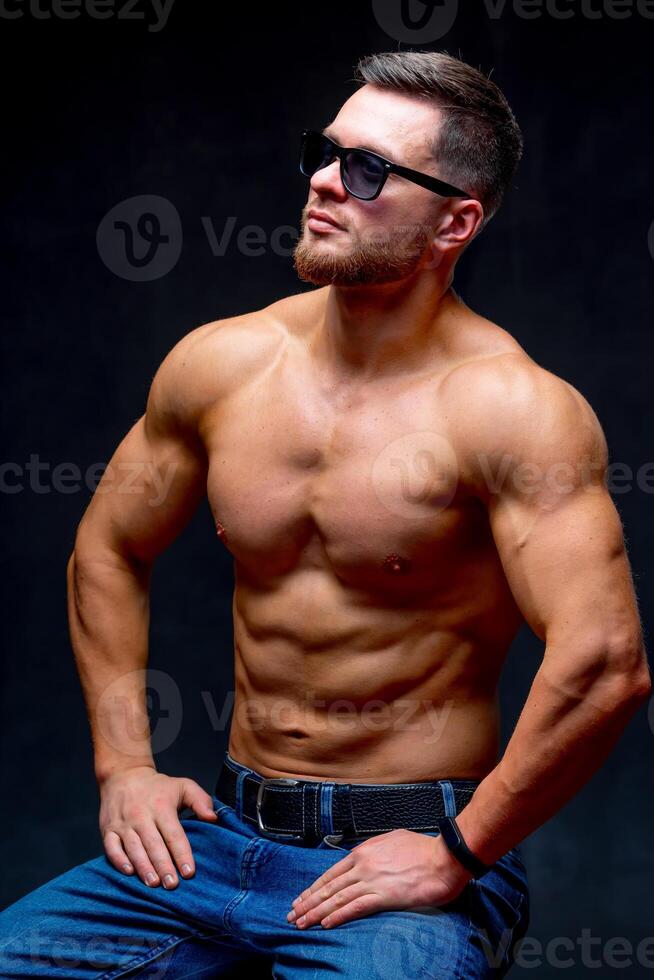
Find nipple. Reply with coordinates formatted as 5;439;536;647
382;553;412;575
215;520;227;541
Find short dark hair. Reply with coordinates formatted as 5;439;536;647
352;51;523;230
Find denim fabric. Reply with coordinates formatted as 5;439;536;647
0;753;530;978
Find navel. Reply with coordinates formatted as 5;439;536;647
382;553;412;575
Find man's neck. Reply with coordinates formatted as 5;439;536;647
308;268;465;385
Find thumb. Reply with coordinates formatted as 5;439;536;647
181;779;219;821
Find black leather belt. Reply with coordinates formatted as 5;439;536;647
215;757;480;843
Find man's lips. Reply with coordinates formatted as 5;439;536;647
307;209;344;231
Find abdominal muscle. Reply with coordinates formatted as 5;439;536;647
226;566;511;785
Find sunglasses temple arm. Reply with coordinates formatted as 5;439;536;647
390;163;470;198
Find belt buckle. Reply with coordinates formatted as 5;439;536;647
256;777;302;837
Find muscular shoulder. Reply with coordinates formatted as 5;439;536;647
442;352;609;502
145;301;290;440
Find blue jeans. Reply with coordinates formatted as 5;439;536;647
0;753;529;978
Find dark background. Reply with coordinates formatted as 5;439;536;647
1;1;653;976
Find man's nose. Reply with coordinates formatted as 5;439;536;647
310;159;348;200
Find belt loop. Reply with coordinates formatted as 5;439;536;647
235;770;248;820
320;783;335;835
339;783;355;836
440;779;456;817
307;782;321;838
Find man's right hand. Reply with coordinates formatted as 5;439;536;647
99;766;219;889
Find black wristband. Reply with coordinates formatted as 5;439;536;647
437;815;492;879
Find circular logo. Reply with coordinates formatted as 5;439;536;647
371;430;459;519
370;907;462;977
371;0;459;42
96;194;182;281
96;667;182;757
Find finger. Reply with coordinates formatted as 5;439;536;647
122;828;162;887
290;853;356;907
154;812;196;878
288;867;359;921
181;780;218;822
317;892;382;929
103;829;135;875
292;879;367;929
135;822;181;889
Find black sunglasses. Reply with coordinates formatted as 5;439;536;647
299;128;471;202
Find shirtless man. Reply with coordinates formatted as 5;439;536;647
1;50;650;979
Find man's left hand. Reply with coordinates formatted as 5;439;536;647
286;828;473;929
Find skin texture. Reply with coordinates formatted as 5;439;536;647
68;83;650;926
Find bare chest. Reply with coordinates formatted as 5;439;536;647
204;362;486;594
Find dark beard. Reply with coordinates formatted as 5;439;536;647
292;220;437;287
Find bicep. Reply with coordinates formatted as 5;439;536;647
452;354;647;699
74;367;208;567
488;479;638;652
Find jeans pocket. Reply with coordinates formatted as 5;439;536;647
212;795;232;822
319;831;381;852
320;828;442;852
319;836;357;852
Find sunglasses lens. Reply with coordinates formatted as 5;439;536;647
343;149;385;199
300;132;334;177
299;132;387;199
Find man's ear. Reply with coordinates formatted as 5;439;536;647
435;200;485;253
421;200;484;270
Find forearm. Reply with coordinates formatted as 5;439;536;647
67;543;156;786
452;642;651;867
